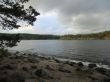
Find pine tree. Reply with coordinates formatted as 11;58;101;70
0;0;39;56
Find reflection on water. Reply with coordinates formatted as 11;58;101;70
9;40;110;66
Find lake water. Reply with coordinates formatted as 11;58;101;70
10;40;110;66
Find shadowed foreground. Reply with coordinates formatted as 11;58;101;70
0;52;110;82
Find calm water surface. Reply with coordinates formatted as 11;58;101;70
10;40;110;66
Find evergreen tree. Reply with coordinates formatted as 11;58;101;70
0;0;39;56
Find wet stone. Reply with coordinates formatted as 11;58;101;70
77;62;84;67
22;67;28;72
88;64;97;68
34;69;53;79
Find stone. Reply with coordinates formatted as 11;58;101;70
77;62;84;67
76;68;82;71
88;76;98;80
64;61;75;66
59;66;71;73
88;63;97;68
95;68;107;75
46;65;55;71
68;62;75;66
34;69;53;79
54;59;63;63
22;67;28;72
31;65;37;69
28;58;39;63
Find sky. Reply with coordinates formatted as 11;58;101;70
1;0;110;35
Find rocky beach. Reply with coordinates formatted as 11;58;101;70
0;51;109;82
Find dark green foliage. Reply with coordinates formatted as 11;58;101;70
0;0;39;30
0;34;20;57
0;34;20;48
0;33;60;40
0;0;39;56
19;34;60;40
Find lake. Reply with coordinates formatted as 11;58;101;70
9;40;110;66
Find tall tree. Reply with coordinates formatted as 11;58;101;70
0;0;40;30
0;0;40;56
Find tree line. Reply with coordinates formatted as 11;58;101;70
60;31;110;40
1;30;110;40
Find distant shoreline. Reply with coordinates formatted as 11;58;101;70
0;30;110;40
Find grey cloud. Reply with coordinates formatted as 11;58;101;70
74;14;110;27
38;0;110;14
35;0;110;34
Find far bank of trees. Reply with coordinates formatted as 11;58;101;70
1;31;110;40
60;31;110;40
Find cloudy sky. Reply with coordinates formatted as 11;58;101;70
1;0;110;35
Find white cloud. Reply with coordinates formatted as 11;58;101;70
36;0;110;34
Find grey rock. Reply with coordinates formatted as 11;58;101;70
77;62;84;67
95;68;107;75
28;58;39;63
59;66;71;73
34;69;53;79
22;67;28;72
88;63;97;68
31;65;37;69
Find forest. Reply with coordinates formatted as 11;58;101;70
0;30;110;40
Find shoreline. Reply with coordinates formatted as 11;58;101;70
9;50;110;70
1;50;109;82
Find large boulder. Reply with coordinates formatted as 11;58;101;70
64;61;75;66
33;69;53;79
28;58;39;63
